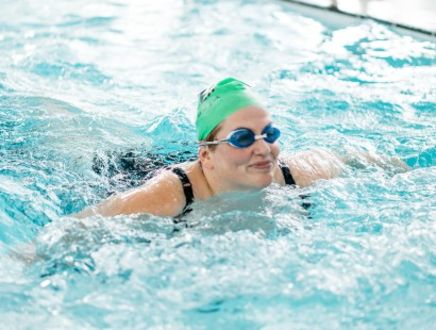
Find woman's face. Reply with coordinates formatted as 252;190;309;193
205;106;280;191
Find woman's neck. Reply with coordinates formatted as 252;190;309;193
198;161;260;196
195;160;241;198
186;161;216;200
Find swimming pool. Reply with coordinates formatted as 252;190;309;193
1;0;435;328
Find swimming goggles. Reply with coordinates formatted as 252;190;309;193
199;124;281;149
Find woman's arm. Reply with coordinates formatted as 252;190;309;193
340;149;410;172
282;148;409;187
282;149;345;187
74;171;186;218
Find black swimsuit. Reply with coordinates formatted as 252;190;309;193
170;161;296;216
171;167;195;216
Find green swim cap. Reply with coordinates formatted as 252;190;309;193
196;77;264;141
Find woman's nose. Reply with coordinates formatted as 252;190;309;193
252;137;271;155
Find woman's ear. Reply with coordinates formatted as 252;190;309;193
199;147;214;170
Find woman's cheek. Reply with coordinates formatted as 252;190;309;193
272;143;280;158
219;146;248;165
234;149;253;166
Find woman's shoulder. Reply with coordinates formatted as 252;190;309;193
117;167;189;217
75;165;189;219
280;148;345;187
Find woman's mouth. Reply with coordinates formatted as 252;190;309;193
249;160;273;170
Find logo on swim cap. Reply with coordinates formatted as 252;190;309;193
196;77;263;141
199;85;216;103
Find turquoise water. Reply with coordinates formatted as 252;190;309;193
1;0;435;328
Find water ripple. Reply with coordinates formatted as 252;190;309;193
0;0;434;328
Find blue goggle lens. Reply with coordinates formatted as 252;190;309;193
263;125;281;143
229;130;255;147
228;125;281;148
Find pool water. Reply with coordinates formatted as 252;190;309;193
1;0;435;328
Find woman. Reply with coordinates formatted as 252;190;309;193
75;77;351;218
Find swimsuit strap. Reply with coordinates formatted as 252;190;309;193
278;161;311;211
170;163;294;218
171;167;194;212
278;161;296;186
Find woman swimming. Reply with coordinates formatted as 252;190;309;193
76;77;401;218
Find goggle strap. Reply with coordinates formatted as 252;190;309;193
199;140;227;146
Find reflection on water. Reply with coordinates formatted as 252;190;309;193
0;0;435;328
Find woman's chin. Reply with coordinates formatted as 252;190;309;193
249;173;274;188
